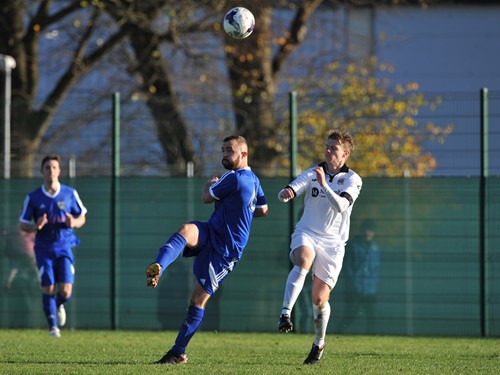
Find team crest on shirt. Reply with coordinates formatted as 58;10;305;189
312;187;319;197
337;178;345;185
57;201;66;210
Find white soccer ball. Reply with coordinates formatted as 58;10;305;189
223;7;255;39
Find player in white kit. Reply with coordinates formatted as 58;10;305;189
277;130;362;365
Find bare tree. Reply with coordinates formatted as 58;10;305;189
223;0;324;174
0;0;140;176
1;0;450;177
1;0;329;176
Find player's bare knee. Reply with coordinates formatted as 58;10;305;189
177;224;197;245
312;296;328;306
290;248;313;268
60;289;71;299
58;283;72;299
42;285;55;295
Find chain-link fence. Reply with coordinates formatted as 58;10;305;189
3;90;499;178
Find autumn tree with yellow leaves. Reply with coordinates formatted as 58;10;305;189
279;60;454;177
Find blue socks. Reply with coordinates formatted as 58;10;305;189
155;233;187;273
156;233;202;355
42;293;57;328
171;305;205;355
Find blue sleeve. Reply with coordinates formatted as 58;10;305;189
255;181;267;207
210;171;236;200
19;195;34;223
70;190;86;216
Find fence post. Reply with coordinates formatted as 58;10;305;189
288;90;299;327
479;88;489;337
0;55;16;179
111;92;121;330
289;90;298;239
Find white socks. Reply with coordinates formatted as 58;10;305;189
313;301;331;348
281;265;308;316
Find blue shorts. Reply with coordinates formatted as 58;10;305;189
183;221;238;295
35;248;75;287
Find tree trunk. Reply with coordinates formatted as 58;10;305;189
128;27;196;176
224;4;280;175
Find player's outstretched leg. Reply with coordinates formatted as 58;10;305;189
147;232;187;288
146;263;162;288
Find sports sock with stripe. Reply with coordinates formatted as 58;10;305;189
42;293;57;328
171;305;205;355
155;232;187;273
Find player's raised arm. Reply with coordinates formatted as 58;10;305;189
202;176;218;203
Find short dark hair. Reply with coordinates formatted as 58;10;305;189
41;155;61;170
223;135;247;145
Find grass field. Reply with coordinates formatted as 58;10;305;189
1;329;499;374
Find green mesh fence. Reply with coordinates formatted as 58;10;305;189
1;177;498;337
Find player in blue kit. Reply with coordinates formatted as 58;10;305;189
19;155;87;337
146;135;268;365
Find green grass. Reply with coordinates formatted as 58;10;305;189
0;329;499;374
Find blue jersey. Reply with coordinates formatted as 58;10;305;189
207;167;267;259
19;183;87;253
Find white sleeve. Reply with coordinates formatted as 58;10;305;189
322;185;351;212
323;172;362;212
288;169;315;195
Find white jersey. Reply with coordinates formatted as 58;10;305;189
288;164;362;243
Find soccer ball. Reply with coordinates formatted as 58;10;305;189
223;7;255;39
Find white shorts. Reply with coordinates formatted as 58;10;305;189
290;229;345;289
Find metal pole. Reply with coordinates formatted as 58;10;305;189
289;91;298;181
403;169;414;335
288;90;298;327
0;55;16;179
479;88;489;337
0;56;15;326
289;90;298;236
111;92;121;330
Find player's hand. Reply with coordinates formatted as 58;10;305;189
207;176;219;185
36;213;48;230
278;188;294;203
202;176;219;204
313;166;327;187
65;212;75;228
204;176;218;190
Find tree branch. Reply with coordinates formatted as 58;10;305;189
36;8;131;137
272;0;323;76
